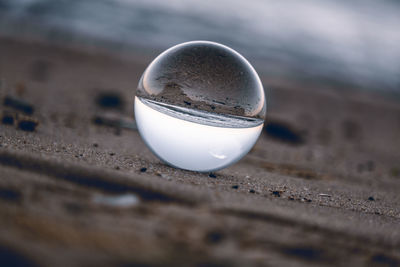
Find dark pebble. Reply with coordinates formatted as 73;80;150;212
231;185;239;189
272;191;281;197
249;189;256;193
264;120;304;145
17;118;38;132
96;92;124;109
93;143;98;147
3;96;34;115
1;113;14;125
368;196;375;201
208;173;217;178
183;101;191;106
109;152;115;156
140;167;147;173
0;187;22;202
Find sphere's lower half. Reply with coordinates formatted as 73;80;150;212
134;97;263;172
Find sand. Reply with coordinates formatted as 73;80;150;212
0;37;399;267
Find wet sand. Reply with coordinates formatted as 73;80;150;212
0;37;400;266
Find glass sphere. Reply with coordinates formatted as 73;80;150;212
135;41;266;172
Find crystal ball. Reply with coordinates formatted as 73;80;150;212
134;41;266;172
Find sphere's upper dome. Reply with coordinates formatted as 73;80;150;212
137;41;266;120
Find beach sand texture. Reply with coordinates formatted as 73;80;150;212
0;37;400;266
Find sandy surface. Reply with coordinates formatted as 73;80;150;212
0;37;400;267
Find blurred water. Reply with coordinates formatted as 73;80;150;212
1;0;399;92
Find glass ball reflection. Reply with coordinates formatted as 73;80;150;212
135;41;266;172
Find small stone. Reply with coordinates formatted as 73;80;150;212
3;96;34;115
17;116;38;132
140;167;147;173
1;111;14;125
272;191;281;197
0;188;22;202
368;196;375;201
231;185;239;189
96;92;124;110
249;189;256;194
208;173;217;178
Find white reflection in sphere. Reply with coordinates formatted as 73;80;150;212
135;41;266;172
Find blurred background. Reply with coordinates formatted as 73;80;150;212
1;0;399;95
